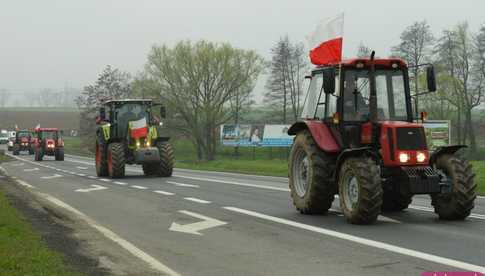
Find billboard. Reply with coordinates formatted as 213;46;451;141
422;120;451;150
221;124;293;147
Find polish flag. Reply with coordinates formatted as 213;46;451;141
129;117;148;138
306;13;344;66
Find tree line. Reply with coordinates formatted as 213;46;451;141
76;20;485;161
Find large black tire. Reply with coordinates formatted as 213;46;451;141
288;130;336;214
153;142;174;177
382;189;413;212
95;140;108;177
13;144;20;155
431;154;476;220
338;157;383;224
107;143;125;178
28;146;34;155
55;147;64;161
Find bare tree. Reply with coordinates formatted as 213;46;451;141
356;42;372;58
145;40;263;160
392;21;435;114
265;36;308;123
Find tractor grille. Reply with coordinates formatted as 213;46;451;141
396;127;427;150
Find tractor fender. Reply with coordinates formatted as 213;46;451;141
154;137;170;143
334;147;376;181
288;120;340;153
429;145;467;165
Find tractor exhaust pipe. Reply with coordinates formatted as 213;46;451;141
368;51;378;124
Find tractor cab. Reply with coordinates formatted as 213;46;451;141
95;99;173;178
12;129;34;155
287;52;476;224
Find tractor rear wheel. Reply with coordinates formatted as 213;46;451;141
288;130;336;214
431;154;476;220
13;144;20;155
382;189;412;212
107;142;125;178
154;142;174;177
338;157;382;224
95;140;108;177
55;148;64;161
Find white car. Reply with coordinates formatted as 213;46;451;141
7;139;14;151
0;131;9;144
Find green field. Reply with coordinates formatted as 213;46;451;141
472;161;485;195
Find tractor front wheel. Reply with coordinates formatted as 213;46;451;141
95;140;108;177
107;143;125;178
288;130;336;214
13;144;20;155
28;146;34;155
55;147;64;161
338;157;382;224
155;142;174;177
34;148;43;161
431;154;476;220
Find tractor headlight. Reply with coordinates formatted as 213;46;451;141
136;141;141;148
145;140;150;147
416;152;426;163
399;152;410;163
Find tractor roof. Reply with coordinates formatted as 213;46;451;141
104;99;153;105
316;58;407;69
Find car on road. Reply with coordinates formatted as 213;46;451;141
0;130;9;144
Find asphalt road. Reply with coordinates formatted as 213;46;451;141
1;148;485;275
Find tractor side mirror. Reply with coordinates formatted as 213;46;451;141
160;106;166;119
426;66;437;92
323;68;336;94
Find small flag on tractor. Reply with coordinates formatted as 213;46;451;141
129;117;148;139
306;13;344;66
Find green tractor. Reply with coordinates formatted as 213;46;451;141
95;99;174;178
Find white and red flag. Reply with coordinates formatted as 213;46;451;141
129;117;148;138
306;13;344;66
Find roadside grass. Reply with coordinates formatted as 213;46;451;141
62;136;485;194
0;159;81;276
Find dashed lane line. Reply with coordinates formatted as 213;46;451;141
23;168;39;172
154;190;175;196
184;197;211;204
167;181;199;188
131;185;148;190
173;175;290;192
113;181;128;186
223;206;485;273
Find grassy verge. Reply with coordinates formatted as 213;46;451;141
63;137;92;157
472;161;485;195
0;163;80;275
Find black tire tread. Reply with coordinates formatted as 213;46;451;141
108;142;125;178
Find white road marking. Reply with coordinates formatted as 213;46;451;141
77;173;86;177
0;165;7;174
224;206;485;273
174;175;289;192
40;174;63;179
169;210;227;236
184;197;211;204
76;166;88;170
16;179;35;188
167;181;199;188
11;162;25;167
23;168;39;172
154;190;174;196
409;205;485;220
99;178;111;182
88;176;98;179
75;184;108;193
40;192;179;275
113;181;127;186
131;185;148;190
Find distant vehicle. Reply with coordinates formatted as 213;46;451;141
8;131;16;139
95;99;174;178
0;130;8;144
12;130;34;155
7;137;14;151
33;128;64;161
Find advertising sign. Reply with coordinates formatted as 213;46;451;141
422;120;451;150
221;124;293;147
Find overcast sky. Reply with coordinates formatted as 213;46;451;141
1;0;484;102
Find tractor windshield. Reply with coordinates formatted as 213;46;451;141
41;131;58;140
116;103;149;137
342;69;408;121
17;131;30;138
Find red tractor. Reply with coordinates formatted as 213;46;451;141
12;129;34;155
288;52;476;224
33;128;64;161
